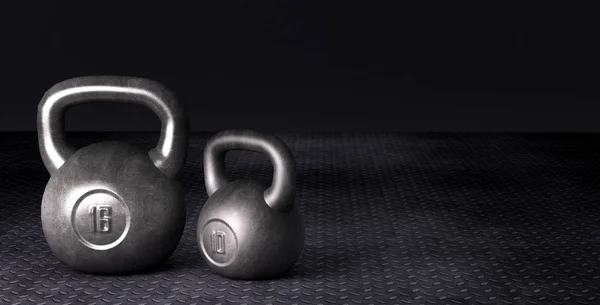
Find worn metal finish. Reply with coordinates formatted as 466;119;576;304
37;76;189;274
198;130;305;279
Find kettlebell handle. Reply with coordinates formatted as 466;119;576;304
37;76;188;179
204;130;296;212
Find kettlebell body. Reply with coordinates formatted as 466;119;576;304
38;76;188;274
197;179;304;279
197;130;305;280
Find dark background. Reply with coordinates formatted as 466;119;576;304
2;2;599;132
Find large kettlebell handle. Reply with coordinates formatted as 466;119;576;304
37;76;189;179
204;130;296;212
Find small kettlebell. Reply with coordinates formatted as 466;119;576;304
38;76;188;274
197;130;305;279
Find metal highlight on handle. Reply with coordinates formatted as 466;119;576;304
37;75;189;179
204;130;297;212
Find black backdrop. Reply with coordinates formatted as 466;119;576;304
2;2;599;132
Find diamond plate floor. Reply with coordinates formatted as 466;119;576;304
1;132;599;305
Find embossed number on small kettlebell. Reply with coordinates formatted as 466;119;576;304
211;231;226;254
200;220;238;267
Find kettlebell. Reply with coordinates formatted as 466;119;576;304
197;130;305;279
37;76;188;274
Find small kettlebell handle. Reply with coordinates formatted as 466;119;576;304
204;130;296;212
37;76;189;179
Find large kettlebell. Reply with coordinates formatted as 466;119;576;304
37;76;188;274
197;130;305;279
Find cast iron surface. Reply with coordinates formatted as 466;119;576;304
36;76;189;274
1;132;600;304
199;130;304;279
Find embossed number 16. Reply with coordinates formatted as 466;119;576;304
90;205;112;233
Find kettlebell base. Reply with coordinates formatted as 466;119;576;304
204;263;298;281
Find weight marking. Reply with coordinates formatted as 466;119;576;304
90;205;112;233
211;230;226;254
200;220;237;267
72;189;130;250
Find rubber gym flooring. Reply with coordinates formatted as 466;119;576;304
1;132;599;304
